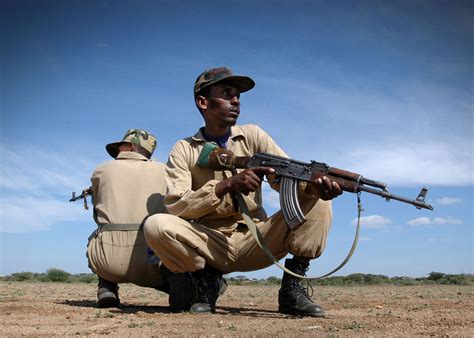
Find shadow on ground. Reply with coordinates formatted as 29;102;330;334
60;300;286;318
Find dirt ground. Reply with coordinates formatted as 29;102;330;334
0;281;472;336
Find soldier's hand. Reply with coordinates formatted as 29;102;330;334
306;175;343;200
216;167;275;197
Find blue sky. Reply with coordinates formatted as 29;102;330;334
1;0;472;279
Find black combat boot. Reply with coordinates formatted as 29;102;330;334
165;265;227;313
167;271;195;312
97;277;120;308
189;265;226;313
278;257;325;317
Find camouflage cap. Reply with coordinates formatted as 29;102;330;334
194;67;255;97
106;129;157;159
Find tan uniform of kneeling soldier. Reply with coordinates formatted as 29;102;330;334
144;67;342;316
87;129;168;307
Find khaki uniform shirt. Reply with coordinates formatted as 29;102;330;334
91;151;167;225
164;124;288;234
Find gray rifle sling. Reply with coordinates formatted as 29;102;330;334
235;179;363;280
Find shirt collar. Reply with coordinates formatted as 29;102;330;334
116;151;149;161
191;125;245;143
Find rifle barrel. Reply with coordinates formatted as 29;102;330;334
69;194;84;202
359;185;433;210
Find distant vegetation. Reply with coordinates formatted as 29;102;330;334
1;269;472;286
228;271;473;286
2;268;98;284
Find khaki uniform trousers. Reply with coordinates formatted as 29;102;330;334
144;198;332;273
87;227;167;290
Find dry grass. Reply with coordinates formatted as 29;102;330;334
0;281;472;336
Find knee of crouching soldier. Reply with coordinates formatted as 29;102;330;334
144;213;175;244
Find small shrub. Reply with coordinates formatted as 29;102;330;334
10;272;34;281
427;271;445;281
71;274;97;283
439;274;473;285
45;268;70;282
265;276;281;285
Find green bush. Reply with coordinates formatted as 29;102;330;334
2;270;472;285
45;268;71;282
345;273;366;284
315;276;345;286
439;274;473;285
9;272;35;281
70;273;97;283
390;276;419;285
427;271;445;281
265;276;281;285
363;274;390;285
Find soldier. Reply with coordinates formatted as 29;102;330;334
144;67;342;316
87;129;168;307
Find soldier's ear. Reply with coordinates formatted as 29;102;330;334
196;95;208;111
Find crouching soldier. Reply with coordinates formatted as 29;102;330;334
87;129;168;307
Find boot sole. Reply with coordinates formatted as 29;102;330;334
98;296;120;308
278;307;325;318
189;302;213;313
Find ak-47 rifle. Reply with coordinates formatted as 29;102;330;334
197;142;433;279
198;142;433;229
69;187;93;210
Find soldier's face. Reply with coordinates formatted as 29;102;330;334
203;82;241;128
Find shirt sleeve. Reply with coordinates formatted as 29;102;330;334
90;166;101;225
164;141;226;219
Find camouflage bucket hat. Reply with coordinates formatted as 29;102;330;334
194;67;255;97
106;129;157;158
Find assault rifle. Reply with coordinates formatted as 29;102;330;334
69;187;92;210
198;142;433;229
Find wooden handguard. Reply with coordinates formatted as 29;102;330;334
311;167;363;193
310;172;360;193
327;167;362;182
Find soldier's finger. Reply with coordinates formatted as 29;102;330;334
251;167;275;175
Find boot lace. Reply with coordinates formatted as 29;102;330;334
295;266;314;299
304;279;314;298
192;272;210;304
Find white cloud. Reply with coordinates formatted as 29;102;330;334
435;197;462;205
407;216;463;226
254;75;473;188
262;183;280;210
407;217;431;226
0;145;96;233
340;142;473;187
0;145;95;195
0;196;90;233
351;215;392;229
432;217;463;225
